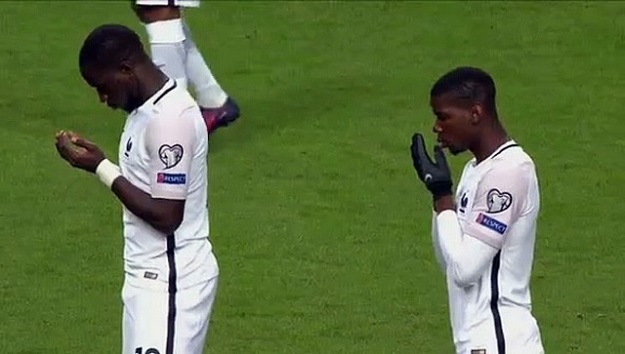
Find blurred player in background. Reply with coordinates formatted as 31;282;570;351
55;24;218;354
131;0;240;135
410;67;545;354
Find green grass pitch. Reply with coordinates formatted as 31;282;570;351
1;1;625;353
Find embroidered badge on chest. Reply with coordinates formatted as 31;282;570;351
486;188;512;213
124;137;132;158
458;192;469;213
159;144;184;169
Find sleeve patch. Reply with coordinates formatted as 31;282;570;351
476;213;508;235
157;172;187;185
158;144;184;169
486;188;512;213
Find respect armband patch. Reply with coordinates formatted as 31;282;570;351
157;172;187;185
476;213;507;235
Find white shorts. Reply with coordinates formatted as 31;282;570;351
134;0;200;7
121;276;218;354
461;342;544;354
460;332;544;354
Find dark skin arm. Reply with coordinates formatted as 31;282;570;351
111;178;184;235
434;195;455;214
55;131;184;235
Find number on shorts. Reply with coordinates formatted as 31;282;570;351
135;348;160;354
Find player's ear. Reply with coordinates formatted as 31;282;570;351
470;104;482;124
118;61;134;77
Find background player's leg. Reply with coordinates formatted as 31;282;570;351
181;18;240;134
181;20;227;109
133;5;189;90
132;2;239;134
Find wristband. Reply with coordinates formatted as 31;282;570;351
95;159;122;189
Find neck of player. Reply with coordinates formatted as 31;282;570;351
471;120;509;164
137;65;170;108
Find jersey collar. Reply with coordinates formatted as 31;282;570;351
489;139;518;160
132;79;178;116
471;139;518;167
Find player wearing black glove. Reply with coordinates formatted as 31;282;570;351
410;133;453;201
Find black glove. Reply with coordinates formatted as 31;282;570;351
410;133;453;199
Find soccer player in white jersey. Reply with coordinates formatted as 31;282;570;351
410;67;544;354
54;24;218;354
131;0;240;135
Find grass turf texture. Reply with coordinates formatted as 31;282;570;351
1;1;625;353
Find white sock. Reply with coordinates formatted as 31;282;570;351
182;19;228;108
144;19;189;90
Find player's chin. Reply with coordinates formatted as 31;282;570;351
448;146;466;156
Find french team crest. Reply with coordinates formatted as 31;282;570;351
458;192;469;213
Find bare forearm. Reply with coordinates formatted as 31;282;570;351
434;194;455;213
111;177;182;235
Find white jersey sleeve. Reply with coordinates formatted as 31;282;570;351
464;162;532;249
145;108;197;200
436;210;499;287
431;211;447;272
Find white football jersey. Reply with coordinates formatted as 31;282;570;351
118;79;217;292
433;140;544;353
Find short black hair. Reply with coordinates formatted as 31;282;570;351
79;24;148;72
430;67;497;112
